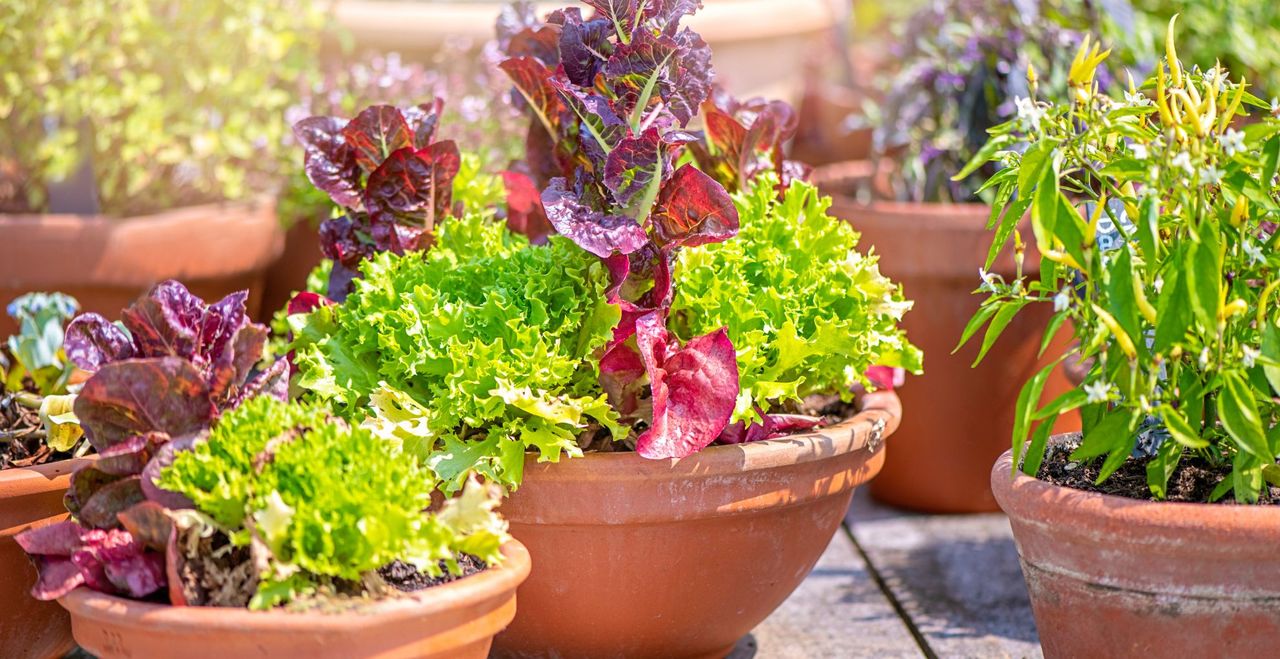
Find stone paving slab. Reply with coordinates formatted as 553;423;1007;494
732;526;923;659
845;489;1042;659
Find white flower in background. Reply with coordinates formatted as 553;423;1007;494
1130;143;1149;160
1015;96;1046;132
1244;239;1266;265
1202;67;1221;86
1154;276;1164;294
978;267;999;292
1243;345;1261;369
1084;380;1114;404
1171;151;1195;175
1124;90;1152;107
1220;128;1246;157
1271;97;1279;117
1199;165;1223;186
1053;288;1071;312
1199;346;1212;368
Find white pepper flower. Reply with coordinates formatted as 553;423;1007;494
1053;288;1071;312
1244;240;1266;265
1084;380;1113;404
1130;143;1149;160
1015;96;1046;132
978;267;998;292
1199;165;1223;186
1171;151;1195;175
1220;128;1246;157
1243;345;1260;369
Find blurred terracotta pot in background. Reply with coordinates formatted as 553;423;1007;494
994;444;1280;657
0;200;283;334
260;219;324;321
821;191;1076;513
0;457;95;659
492;391;901;659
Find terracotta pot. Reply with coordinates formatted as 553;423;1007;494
826;198;1077;513
0;457;95;659
492;391;901;659
61;539;531;659
260;219;324;322
993;442;1280;658
0;200;283;336
331;1;834;102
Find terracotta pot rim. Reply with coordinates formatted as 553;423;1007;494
0;457;96;501
992;436;1280;531
57;539;531;631
518;390;901;480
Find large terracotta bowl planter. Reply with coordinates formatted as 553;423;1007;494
61;539;531;659
0;200;283;336
331;0;833;102
0;457;95;659
260;218;324;321
993;444;1280;657
492;391;901;659
826;198;1076;513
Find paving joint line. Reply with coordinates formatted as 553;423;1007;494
841;520;939;659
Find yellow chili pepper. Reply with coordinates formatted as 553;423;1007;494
1219;79;1247;133
1134;276;1158;325
1156;64;1175;127
1222;299;1248;320
1166;15;1183;88
1230;195;1249;227
1093;304;1138;359
1258;280;1280;329
1044;249;1084;271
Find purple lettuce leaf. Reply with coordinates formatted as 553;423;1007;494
649;163;739;247
64;314;135;372
632;312;739;459
341;105;414;174
541;177;648;258
548;77;627;163
293;116;363;209
364;142;460;235
65;467;121;517
117;501;174;551
601;29;678;121
560;15;614;86
584;0;639;39
78;476;146;530
17;521;165;601
94;432;170;476
719;413;822;445
598;339;648;417
402;100;444;150
500;57;565;140
603;127;662;209
663;27;713;125
73;357;215;452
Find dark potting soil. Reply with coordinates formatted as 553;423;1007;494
377;554;487;593
175;531;259;608
0;383;66;471
1037;435;1280;505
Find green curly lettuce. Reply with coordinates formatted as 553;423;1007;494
672;176;922;423
158;396;508;609
289;221;622;492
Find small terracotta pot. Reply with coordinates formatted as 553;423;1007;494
61;539;531;659
993;442;1280;658
0;457;95;659
260;218;324;322
825;198;1077;513
492;391;901;659
0;200;283;336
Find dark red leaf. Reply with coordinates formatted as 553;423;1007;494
402;100;445;149
500;57;564;139
719;413;822;444
74;357;215;453
117;502;173;552
649;164;738;247
633;313;740;458
560;16;614;86
502;170;554;243
598;340;648;417
65;466;122;517
15;520;85;556
28;557;84;601
95;432;169;476
79;476;146;530
341;105;414;174
287;292;333;316
604;127;663;210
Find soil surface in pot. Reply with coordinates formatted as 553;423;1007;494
379;554;486;591
1;383;72;470
1038;434;1280;505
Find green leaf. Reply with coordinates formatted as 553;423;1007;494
1071;407;1139;461
1264;322;1280;397
953;135;1013;182
1159;405;1209;448
1145;436;1182;499
1232;450;1263;504
1012;359;1057;468
1153;263;1192;353
1218;370;1272;459
1038;310;1069;358
1016;139;1053;195
1105;247;1143;356
954;302;999;354
973;300;1029;367
1033;388;1087;421
1135;194;1159;262
1021;416;1057;477
1029;159;1060;252
1262;136;1280;191
1186;229;1222;331
985;195;1032;270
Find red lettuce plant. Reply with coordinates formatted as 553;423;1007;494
17;281;286;601
293;103;461;300
687;89;812;194
497;0;748;458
